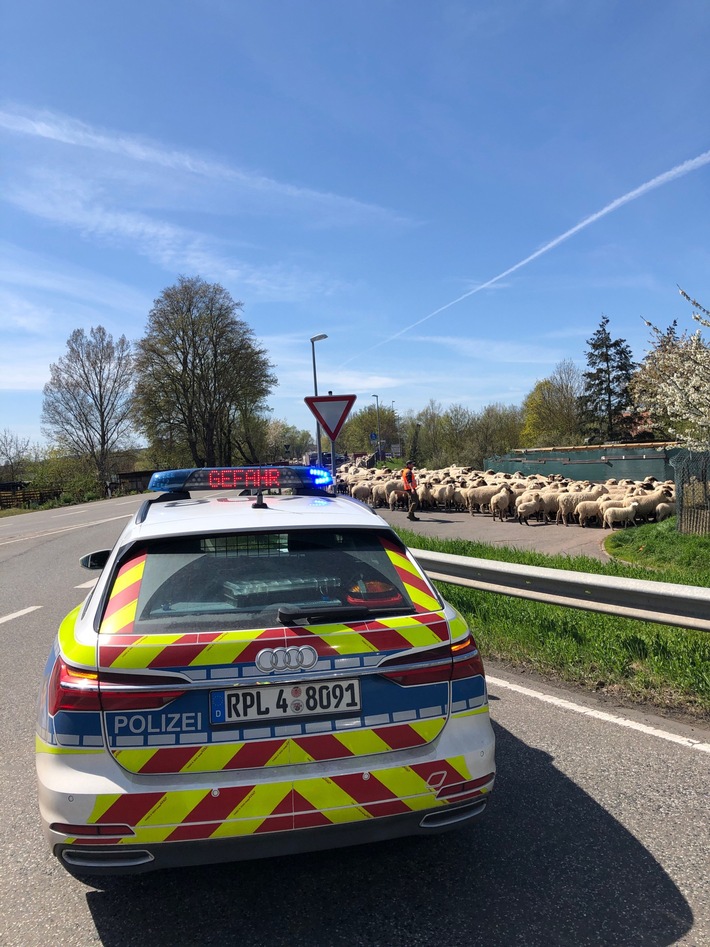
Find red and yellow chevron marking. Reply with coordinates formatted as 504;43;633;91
381;537;441;613
100;552;146;636
98;611;449;672
111;717;446;775
99;627;285;671
70;754;477;846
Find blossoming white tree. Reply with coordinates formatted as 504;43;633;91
631;289;710;450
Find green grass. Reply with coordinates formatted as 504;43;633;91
395;521;710;720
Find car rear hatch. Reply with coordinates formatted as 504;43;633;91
96;531;453;777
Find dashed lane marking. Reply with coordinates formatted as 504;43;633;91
0;606;43;625
487;675;710;754
0;514;131;547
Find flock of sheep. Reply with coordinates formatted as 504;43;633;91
335;463;676;529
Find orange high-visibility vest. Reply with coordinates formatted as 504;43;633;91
402;467;417;492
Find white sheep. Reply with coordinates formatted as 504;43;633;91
517;494;544;525
654;500;676;522
603;502;639;529
350;483;372;505
490;486;515;521
556;484;608;526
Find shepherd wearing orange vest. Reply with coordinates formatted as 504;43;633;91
401;460;421;521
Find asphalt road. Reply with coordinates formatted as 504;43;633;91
1;498;708;947
377;505;612;561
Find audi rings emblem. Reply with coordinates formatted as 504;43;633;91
255;645;319;673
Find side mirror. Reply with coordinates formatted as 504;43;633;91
80;550;111;571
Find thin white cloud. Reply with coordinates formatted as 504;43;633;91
0;105;409;225
3;170;343;301
342;147;710;363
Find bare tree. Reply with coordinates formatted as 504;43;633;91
42;326;134;482
0;429;31;481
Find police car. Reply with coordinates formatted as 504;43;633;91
36;466;496;876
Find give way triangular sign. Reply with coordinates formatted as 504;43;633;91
304;394;357;441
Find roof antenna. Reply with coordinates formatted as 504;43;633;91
252;490;268;509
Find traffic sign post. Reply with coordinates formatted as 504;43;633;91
304;394;357;481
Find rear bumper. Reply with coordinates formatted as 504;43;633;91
55;794;490;877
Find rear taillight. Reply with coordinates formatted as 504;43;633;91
47;658;186;715
380;632;485;686
48;659;101;714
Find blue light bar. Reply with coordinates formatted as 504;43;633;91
148;466;333;494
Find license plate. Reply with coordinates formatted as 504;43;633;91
210;679;361;725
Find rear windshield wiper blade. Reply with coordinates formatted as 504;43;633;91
276;604;411;625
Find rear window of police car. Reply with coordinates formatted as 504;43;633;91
120;529;415;632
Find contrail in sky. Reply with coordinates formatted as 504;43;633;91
343;148;710;364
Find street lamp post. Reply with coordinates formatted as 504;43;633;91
372;394;382;462
310;334;328;467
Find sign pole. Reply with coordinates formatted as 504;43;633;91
304;395;357;484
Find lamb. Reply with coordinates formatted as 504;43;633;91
517;494;544;525
603;502;639;529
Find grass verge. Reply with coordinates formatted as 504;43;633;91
395;520;710;721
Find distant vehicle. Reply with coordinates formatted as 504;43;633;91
36;465;495;877
307;452;349;467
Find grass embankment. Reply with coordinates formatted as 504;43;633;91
397;518;710;720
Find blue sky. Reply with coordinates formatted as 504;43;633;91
2;1;709;446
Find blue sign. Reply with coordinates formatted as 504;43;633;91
370;432;378;442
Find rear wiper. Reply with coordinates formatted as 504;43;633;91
276;604;411;625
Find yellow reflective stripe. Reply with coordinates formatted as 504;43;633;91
57;606;95;667
387;548;415;573
100;601;139;637
138;788;209;827
450;706;490;719
311;626;379;654
406;586;440;611
443;754;473;780
373;764;431;800
212;783;292;835
410;718;446;741
106;633;184;668
111;559;145;596
178;743;243;773
287;740;316;765
209;818;267;838
295;777;371;823
87;794;123;823
448;611;468;638
390;621;444;648
332;729;391;756
113;748;160;770
189;631;265;666
35;735;102;755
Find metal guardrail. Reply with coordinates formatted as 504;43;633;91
410;548;710;633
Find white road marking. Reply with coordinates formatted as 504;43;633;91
75;579;98;589
0;606;43;625
487;675;710;753
50;509;87;517
0;514;131;547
